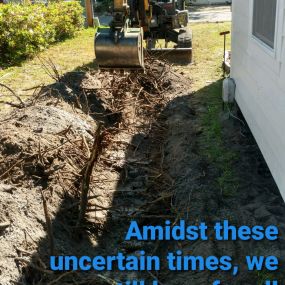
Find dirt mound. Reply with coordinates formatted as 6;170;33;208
0;99;97;284
0;58;188;284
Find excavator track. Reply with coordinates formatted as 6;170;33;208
148;27;192;65
148;47;192;65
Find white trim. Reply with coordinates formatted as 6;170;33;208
275;0;285;63
250;0;279;57
252;35;276;56
247;0;284;76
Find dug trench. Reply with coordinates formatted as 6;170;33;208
0;58;284;285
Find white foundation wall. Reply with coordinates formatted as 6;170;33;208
231;0;285;200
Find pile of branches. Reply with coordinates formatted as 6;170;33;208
0;55;176;216
0;57;181;284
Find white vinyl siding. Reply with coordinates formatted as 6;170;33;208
252;0;277;49
231;0;285;200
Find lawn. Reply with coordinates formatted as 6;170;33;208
189;22;231;91
0;23;231;98
0;28;96;99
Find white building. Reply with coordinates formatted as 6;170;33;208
231;0;285;200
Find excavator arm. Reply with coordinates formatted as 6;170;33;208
95;0;192;69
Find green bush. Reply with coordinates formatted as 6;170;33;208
45;2;84;41
0;2;84;64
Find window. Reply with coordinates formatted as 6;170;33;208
252;0;277;49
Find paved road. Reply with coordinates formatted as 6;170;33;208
95;5;232;26
94;14;112;26
189;5;232;22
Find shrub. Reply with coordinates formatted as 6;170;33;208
45;2;84;41
0;2;84;64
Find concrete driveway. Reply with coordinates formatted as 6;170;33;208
95;5;232;26
189;5;232;22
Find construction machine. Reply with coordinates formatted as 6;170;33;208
95;0;192;69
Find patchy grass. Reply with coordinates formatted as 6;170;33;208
190;22;231;91
188;22;237;196
0;28;96;99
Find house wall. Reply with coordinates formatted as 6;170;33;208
231;0;285;200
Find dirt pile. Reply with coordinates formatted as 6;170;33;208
0;99;97;284
0;58;188;284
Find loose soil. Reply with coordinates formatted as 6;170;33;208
0;57;284;285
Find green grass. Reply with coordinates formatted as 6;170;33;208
0;28;96;99
189;22;231;91
188;22;237;196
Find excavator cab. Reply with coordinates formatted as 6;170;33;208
95;0;192;69
95;0;144;69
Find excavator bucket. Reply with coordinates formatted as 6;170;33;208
95;27;144;70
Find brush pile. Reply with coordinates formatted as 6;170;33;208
0;58;188;284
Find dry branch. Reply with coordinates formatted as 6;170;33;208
76;124;103;228
0;82;25;107
0;221;10;230
37;56;62;82
14;257;53;274
42;191;55;256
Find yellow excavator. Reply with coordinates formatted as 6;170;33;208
95;0;192;69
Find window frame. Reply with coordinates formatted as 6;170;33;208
250;0;279;56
